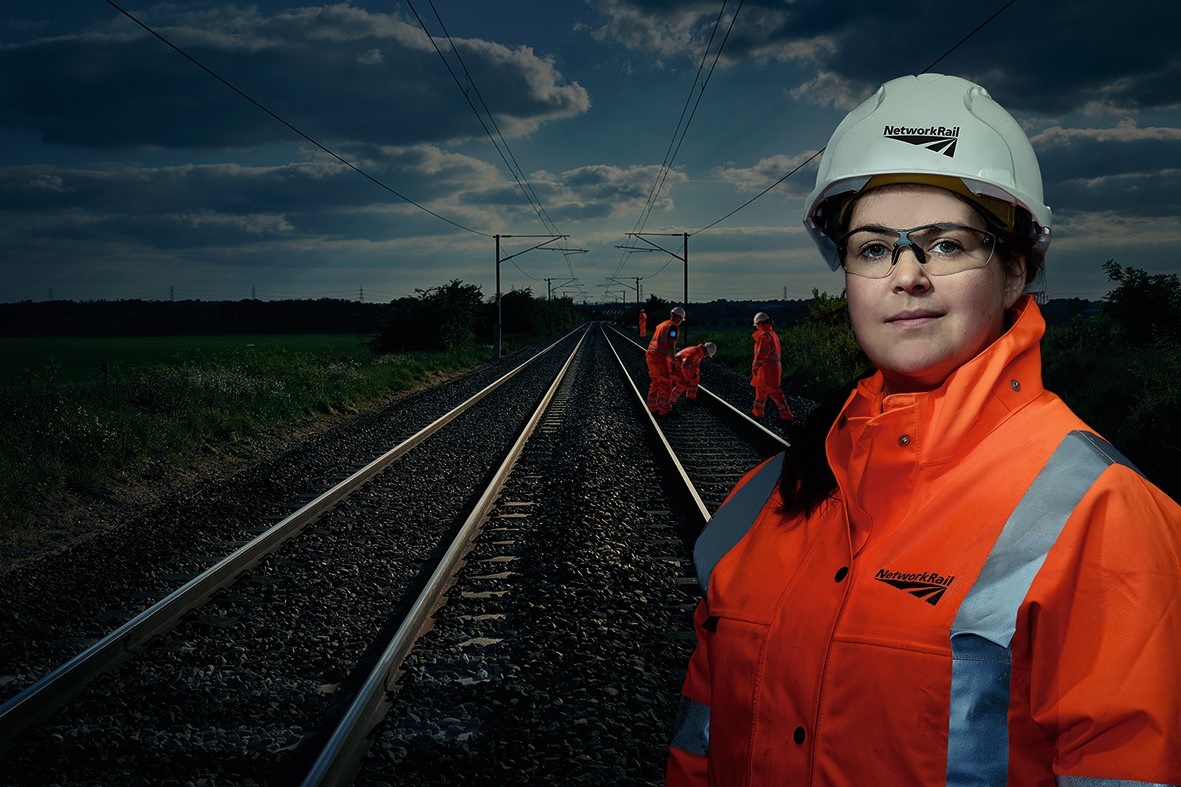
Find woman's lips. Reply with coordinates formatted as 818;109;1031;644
887;310;942;326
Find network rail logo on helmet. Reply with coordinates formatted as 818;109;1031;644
883;124;961;157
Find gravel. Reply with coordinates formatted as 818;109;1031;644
0;326;814;785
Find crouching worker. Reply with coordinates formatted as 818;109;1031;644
671;342;716;404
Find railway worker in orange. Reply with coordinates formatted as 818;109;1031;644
646;306;685;416
749;312;794;422
670;341;716;405
639;308;648;337
667;73;1181;786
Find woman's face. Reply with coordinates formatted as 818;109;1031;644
844;185;1026;393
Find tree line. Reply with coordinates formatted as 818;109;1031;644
0;283;581;349
622;261;1180;501
5;266;1176;498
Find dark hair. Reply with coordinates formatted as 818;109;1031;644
777;371;872;519
957;197;1045;288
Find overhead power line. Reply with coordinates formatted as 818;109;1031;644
616;0;744;278
407;0;578;279
635;0;744;235
103;0;492;238
692;0;1021;236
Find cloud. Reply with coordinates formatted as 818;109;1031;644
2;1;1178;305
788;71;867;111
713;153;818;197
590;0;1181;120
1032;119;1181;146
586;0;722;63
0;3;591;150
586;0;836;69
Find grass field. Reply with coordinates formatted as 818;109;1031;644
0;334;490;554
1;334;380;386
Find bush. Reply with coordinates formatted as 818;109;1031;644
1043;261;1181;499
371;280;484;354
780;290;867;400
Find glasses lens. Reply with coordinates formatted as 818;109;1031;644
840;224;996;278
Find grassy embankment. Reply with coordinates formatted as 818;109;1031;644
678;320;865;402
0;335;491;557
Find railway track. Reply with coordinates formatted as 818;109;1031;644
352;324;788;784
0;324;793;785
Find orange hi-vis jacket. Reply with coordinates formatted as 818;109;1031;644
750;324;782;391
673;344;708;400
668;297;1181;786
648;318;681;362
646;318;682;415
676;344;708;377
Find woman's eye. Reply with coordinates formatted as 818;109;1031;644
929;238;964;255
860;241;891;259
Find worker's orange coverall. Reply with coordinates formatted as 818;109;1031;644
671;344;708;403
668;296;1181;785
750;324;792;419
639;311;648;338
646;318;680;415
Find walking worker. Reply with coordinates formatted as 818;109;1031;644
667;74;1181;785
670;341;716;405
749;312;793;422
645;306;685;416
638;308;648;338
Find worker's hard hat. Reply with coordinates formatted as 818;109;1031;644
670;306;686;319
803;73;1051;271
753;312;771;326
703;342;717;357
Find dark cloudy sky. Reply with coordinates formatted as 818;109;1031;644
1;0;1178;305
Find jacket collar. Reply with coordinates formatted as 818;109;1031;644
841;294;1046;468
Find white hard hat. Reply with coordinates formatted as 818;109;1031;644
671;306;686;319
803;74;1052;270
753;312;771;326
703;342;717;357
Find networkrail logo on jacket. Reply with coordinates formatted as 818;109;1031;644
883;124;960;157
874;568;955;606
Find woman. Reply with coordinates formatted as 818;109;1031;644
667;74;1181;785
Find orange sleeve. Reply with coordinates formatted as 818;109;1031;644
666;598;713;786
1021;470;1181;781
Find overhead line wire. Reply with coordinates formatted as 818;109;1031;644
421;1;578;280
918;0;1019;73
691;0;1020;235
630;0;732;237
638;0;744;237
614;0;743;280
103;0;491;238
408;0;577;279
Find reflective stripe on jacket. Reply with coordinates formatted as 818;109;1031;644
750;326;781;389
668;296;1181;786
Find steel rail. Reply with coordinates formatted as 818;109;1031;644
601;323;787;519
301;329;589;786
601;323;712;524
0;326;585;750
606;323;788;449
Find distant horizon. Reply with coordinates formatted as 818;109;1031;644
0;292;1109;307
